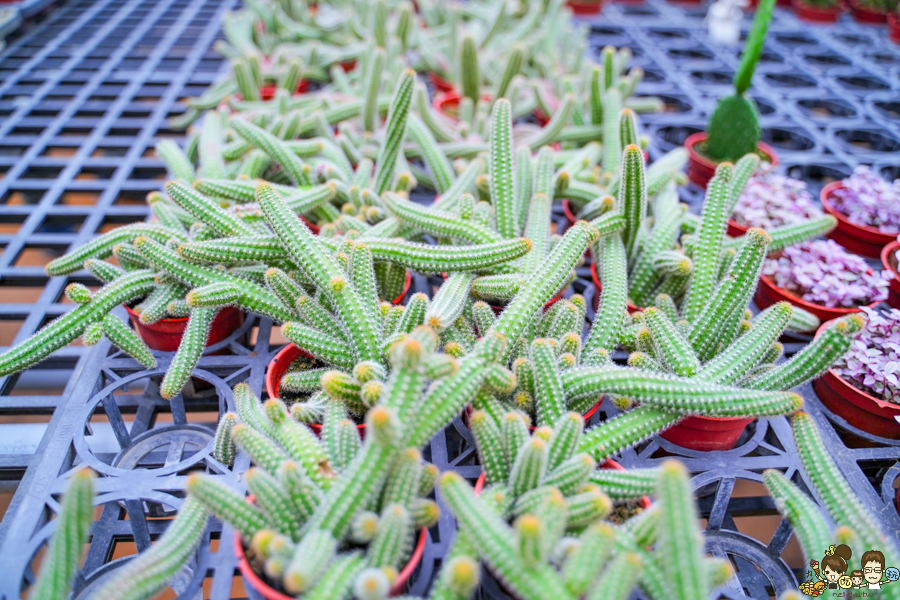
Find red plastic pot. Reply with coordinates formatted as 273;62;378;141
125;304;244;352
474;458;651;509
881;240;900;309
590;262;639;313
791;0;842;21
754;273;881;323
820;181;897;258
811;323;900;439
433;91;494;121
266;344;364;435
391;271;413;305
684;132;779;190
658;415;756;451
727;219;750;238
848;0;890;22
889;12;900;44
566;0;603;14
257;81;309;102
429;72;454;93
235;500;428;600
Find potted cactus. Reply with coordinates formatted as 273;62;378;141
812;308;900;438
757;239;889;322
820;166;900;258
728;168;824;237
684;0;779;188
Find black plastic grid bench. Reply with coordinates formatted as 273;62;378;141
0;0;897;598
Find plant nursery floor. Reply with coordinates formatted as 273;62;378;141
0;0;897;598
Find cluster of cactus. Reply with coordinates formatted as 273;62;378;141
704;0;775;162
185;324;516;599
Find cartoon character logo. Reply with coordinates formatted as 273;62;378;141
799;545;897;596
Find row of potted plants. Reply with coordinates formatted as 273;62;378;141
7;0;900;597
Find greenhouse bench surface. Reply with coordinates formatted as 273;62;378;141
0;0;897;598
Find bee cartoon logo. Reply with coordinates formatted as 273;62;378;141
799;545;899;596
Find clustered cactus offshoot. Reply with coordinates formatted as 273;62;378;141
12;0;886;598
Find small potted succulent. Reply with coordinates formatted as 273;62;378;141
684;0;779;188
757;239;890;321
813;307;900;438
790;0;842;22
728;168;824;237
847;0;897;22
881;235;900;309
821;166;900;258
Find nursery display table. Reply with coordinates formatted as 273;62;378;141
0;0;896;598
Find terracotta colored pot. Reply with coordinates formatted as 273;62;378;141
727;219;750;238
235;500;428;600
566;0;603;14
474;458;651;508
125;305;244;352
658;415;756;451
791;0;842;21
590;262;639;313
848;0;890;22
811;323;900;439
881;240;900;309
889;12;900;44
684;132;779;189
754;273;882;322
429;72;454;93
821;181;897;258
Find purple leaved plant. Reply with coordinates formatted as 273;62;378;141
732;169;822;229
831;166;900;234
834;307;900;405
762;239;889;308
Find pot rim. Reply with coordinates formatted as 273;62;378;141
757;272;882;317
881;240;900;280
684;131;779;171
820;181;899;243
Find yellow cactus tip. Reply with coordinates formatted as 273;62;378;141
660;458;687;476
330;276;345;292
516;514;541;534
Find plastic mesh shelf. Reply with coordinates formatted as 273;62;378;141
0;0;898;599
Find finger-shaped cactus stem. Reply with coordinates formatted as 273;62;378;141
281;323;355;370
681;163;733;322
283;529;338;594
185;282;241;309
699;302;792;385
526;94;576;151
431;555;481;600
28;469;94;600
156;139;195;183
490;222;597;359
407;116;455;194
748;314;865;391
762;469;832;563
460;35;479;104
589;467;658;500
367;504;413;572
643;307;698;377
100;314;156;368
563;366;803;418
509;438;549;498
166;180;256;237
0;270;155;377
530;339;566;428
246;467;303;541
47;224;185;276
382;192;501;245
601;88;623;176
362;47;385;134
303;553;366;600
562;522;614;597
373;237;534;273
728;215;838;254
489;99;517;239
84;495;209;600
84;258;125;284
373;70;415;195
438;472;573;600
584;233;627;355
213;413;238;467
785;306;820;334
159;307;216;399
523;193;553;275
256;183;379;362
657;460;706;600
585;552;643;600
689;227;770;361
619;145;647;260
579;406;680;460
790;413;900;565
471;410;509;485
426;274;475;332
265;398;332;490
234;382;277;439
230;117;312;186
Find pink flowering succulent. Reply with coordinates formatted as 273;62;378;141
830;166;900;234
731;169;823;229
763;239;889;308
834;307;900;404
